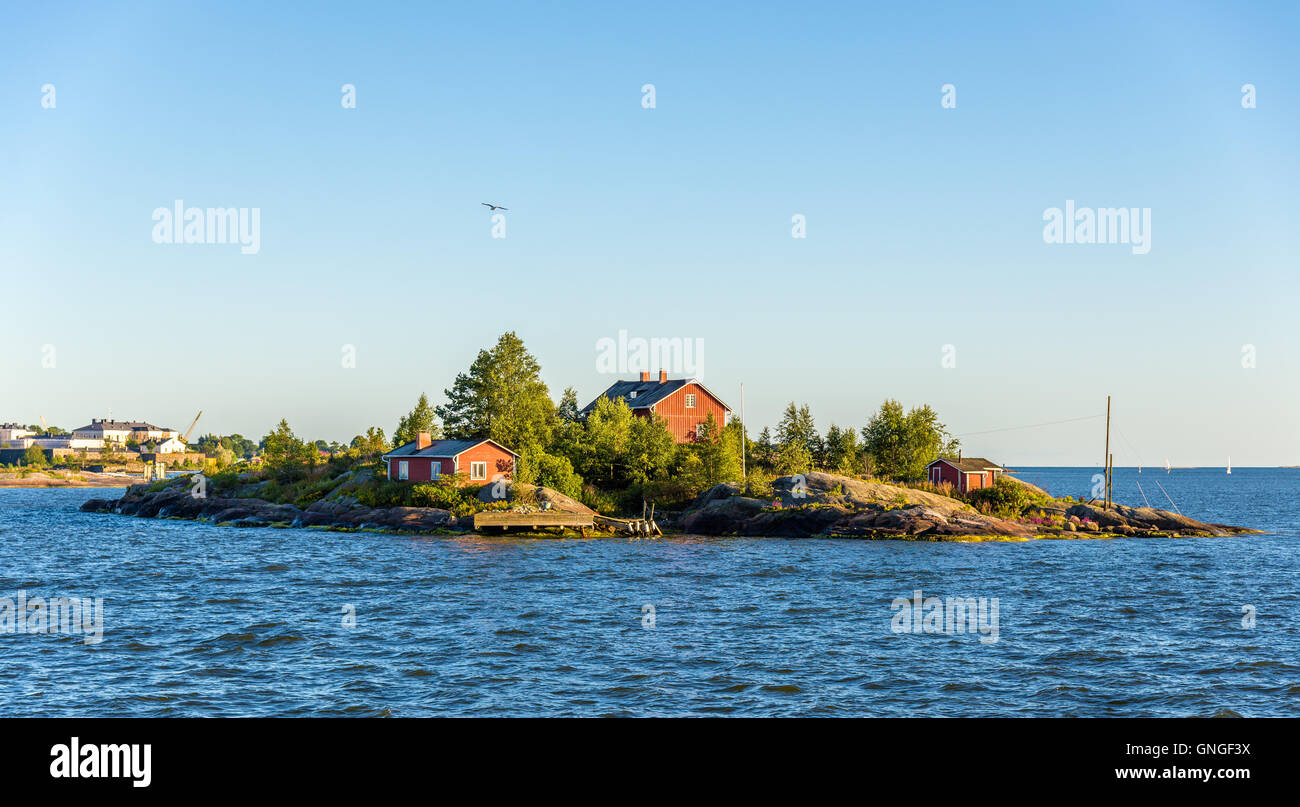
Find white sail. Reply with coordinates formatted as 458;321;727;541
1227;456;1232;474
1165;458;1171;473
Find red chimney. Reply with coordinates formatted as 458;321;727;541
639;371;650;382
659;369;668;383
416;432;432;450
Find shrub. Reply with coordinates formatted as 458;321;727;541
355;480;412;509
579;484;620;515
526;451;583;499
620;478;698;511
966;477;1044;518
743;468;776;499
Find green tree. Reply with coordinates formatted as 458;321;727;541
755;426;776;468
262;419;310;477
692;412;742;487
549;386;585;462
393;393;440;447
519;448;584;498
351;426;388;459
861;399;958;481
626;412;677;484
824;424;864;475
579;395;635;487
774;402;817;474
556;386;581;422
22;445;47;467
437;332;554;454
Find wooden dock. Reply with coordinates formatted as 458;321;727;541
473;511;595;533
473;508;662;537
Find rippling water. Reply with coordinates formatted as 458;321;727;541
1;469;1297;717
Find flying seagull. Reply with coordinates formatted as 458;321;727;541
481;203;508;212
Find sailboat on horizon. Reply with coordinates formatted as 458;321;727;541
1165;458;1171;474
1227;456;1232;475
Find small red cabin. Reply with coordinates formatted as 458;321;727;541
926;456;1007;492
381;434;517;484
581;369;731;443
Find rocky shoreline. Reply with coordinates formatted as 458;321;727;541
674;472;1257;540
79;470;1257;541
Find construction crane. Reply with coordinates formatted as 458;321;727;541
39;414;48;435
182;410;202;444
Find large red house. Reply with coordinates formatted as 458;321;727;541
581;370;731;443
381;434;517;484
925;456;1007;492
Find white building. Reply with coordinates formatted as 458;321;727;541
0;423;34;443
154;436;188;454
73;419;179;444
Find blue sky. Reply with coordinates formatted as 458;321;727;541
2;1;1296;465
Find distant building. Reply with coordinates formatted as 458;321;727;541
3;436;104;450
73;419;179;444
154;436;188;454
581;370;731;443
0;421;34;447
925;456;1007;492
0;423;34;443
381;434;517;484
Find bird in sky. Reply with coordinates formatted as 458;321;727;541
481;203;508;212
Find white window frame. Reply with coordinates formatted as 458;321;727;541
684;394;696;408
431;461;441;479
470;461;487;480
398;460;409;480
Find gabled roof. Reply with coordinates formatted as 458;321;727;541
381;438;519;461
580;378;731;416
928;456;1006;473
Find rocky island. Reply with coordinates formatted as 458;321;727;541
80;469;1255;541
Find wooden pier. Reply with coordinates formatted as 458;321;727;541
473;511;595;534
473;508;662;537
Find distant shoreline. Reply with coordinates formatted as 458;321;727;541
0;471;138;488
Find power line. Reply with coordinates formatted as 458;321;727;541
1114;424;1145;469
955;414;1104;438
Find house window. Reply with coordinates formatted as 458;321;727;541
684;394;696;408
470;461;487;480
398;460;409;480
431;461;441;479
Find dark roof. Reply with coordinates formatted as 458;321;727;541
74;420;174;431
580;378;690;414
929;456;1005;473
382;438;518;459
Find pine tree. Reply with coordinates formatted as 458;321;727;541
393;393;439;447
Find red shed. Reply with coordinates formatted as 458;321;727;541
581;369;731;443
926;456;1007;492
381;434;517;485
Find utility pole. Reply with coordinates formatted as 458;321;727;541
1104;395;1111;509
740;382;746;480
1108;453;1114;509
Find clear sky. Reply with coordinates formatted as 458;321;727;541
2;1;1296;466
